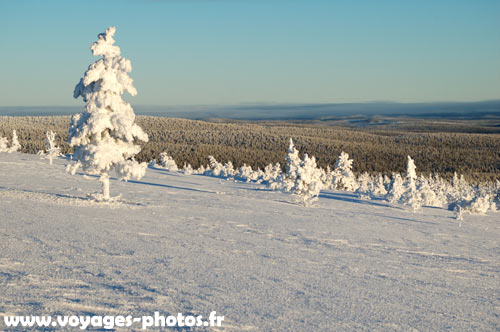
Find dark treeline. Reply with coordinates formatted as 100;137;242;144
1;116;499;182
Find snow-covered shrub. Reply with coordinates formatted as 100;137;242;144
262;162;282;184
193;164;207;175
235;164;251;182
291;154;324;206
452;190;496;220
6;130;21;153
0;136;8;152
182;163;194;175
158;152;178;171
386;173;405;203
44;131;61;165
332;151;358;191
67;27;149;201
429;174;448;206
223;161;236;178
416;175;445;207
355;172;372;198
205;156;225;177
369;174;387;197
320;165;334;190
447;172;475;204
203;157;242;179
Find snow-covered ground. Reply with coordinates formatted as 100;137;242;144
0;152;498;331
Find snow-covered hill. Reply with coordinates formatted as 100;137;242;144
0;152;498;331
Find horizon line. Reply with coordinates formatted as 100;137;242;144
1;99;500;109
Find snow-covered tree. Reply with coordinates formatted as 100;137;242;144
416;175;444;207
369;174;387;197
320;165;334;190
236;164;258;182
386;173;405;203
416;176;435;206
429;174;448;206
7;130;21;153
262;162;282;184
291;154;324;206
68;27;149;200
223;161;236;178
447;172;474;203
271;138;301;191
355;172;372;198
182;163;194;175
332;151;358;191
282;138;301;190
285;138;300;176
206;156;224;177
399;156;421;211
453;190;495;219
158;152;178;171
194;164;208;175
44;131;61;165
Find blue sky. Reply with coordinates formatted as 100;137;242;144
1;0;499;106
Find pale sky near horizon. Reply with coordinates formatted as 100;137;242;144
1;0;499;107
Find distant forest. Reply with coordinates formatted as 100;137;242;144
1;116;499;182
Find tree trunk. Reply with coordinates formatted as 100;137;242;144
100;173;110;200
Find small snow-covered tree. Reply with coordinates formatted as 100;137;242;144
453;190;495;219
332;151;358;191
320;165;334;190
386;173;404;203
262;162;282;184
355;172;372;198
194;164;207;174
158;152;178;171
369;174;387;197
223;161;236;178
68;27;149;200
45;131;61;165
237;164;257;182
271;138;301;191
182;163;194;175
285;138;301;177
7;130;21;153
417;175;444;207
206;156;224;177
282;138;301;190
291;154;324;206
447;172;474;203
399;156;421;211
429;174;448;206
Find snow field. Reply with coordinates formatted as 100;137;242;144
1;152;498;331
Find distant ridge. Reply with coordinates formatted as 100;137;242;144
1;100;499;120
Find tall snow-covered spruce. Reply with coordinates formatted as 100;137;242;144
68;27;149;200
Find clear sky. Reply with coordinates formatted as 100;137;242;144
1;0;499;107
